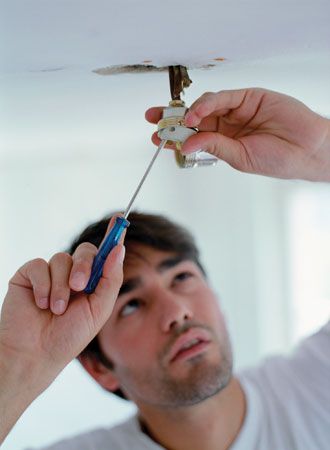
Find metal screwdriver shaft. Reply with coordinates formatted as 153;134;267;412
85;139;167;294
124;139;167;219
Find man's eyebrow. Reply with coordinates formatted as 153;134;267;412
118;256;188;296
118;278;141;296
157;255;187;272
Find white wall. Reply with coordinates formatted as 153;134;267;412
1;53;330;449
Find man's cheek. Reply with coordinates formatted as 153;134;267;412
112;341;147;367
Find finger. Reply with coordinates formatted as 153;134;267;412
71;215;127;294
88;244;125;329
185;90;247;128
100;215;117;245
70;242;98;291
92;215;120;256
145;107;165;124
18;258;51;309
181;131;252;173
49;252;73;315
102;214;127;248
191;115;221;133
151;131;161;146
151;132;178;150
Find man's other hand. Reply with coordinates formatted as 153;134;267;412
146;88;330;182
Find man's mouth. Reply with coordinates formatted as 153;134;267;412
168;328;211;363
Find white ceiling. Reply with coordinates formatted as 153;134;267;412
0;0;329;160
1;0;330;73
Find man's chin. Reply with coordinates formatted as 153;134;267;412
168;347;223;377
159;359;232;407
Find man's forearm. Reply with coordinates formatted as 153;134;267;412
0;352;43;444
317;117;330;182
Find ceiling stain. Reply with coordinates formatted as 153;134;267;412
93;64;167;75
29;66;67;73
93;63;219;76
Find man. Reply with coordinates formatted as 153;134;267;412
0;88;329;449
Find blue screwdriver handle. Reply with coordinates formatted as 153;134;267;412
84;216;130;294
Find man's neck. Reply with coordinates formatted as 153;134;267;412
136;377;246;450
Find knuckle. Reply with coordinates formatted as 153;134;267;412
30;257;48;270
8;272;21;286
251;87;265;94
74;242;97;256
217;88;229;95
201;91;215;100
49;252;72;265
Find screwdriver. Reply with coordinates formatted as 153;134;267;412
84;139;167;294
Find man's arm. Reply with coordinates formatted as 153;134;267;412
0;219;125;444
146;88;330;182
0;348;43;443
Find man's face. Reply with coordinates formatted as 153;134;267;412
98;244;233;408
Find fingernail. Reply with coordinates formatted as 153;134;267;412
53;299;66;315
38;297;49;309
70;272;86;290
184;115;191;126
184;112;194;127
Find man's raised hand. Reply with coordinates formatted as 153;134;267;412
0;217;125;443
146;88;330;182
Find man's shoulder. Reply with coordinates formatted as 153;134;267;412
239;321;329;379
29;415;141;450
236;321;330;417
233;322;330;450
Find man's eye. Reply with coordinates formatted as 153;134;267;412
120;299;141;317
174;271;194;283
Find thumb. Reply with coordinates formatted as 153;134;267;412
88;244;125;329
182;131;251;173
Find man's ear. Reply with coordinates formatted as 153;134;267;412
78;354;120;392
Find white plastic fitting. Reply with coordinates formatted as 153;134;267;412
157;100;218;169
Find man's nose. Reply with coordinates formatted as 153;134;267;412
157;290;193;333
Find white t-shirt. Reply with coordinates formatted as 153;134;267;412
30;322;330;450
